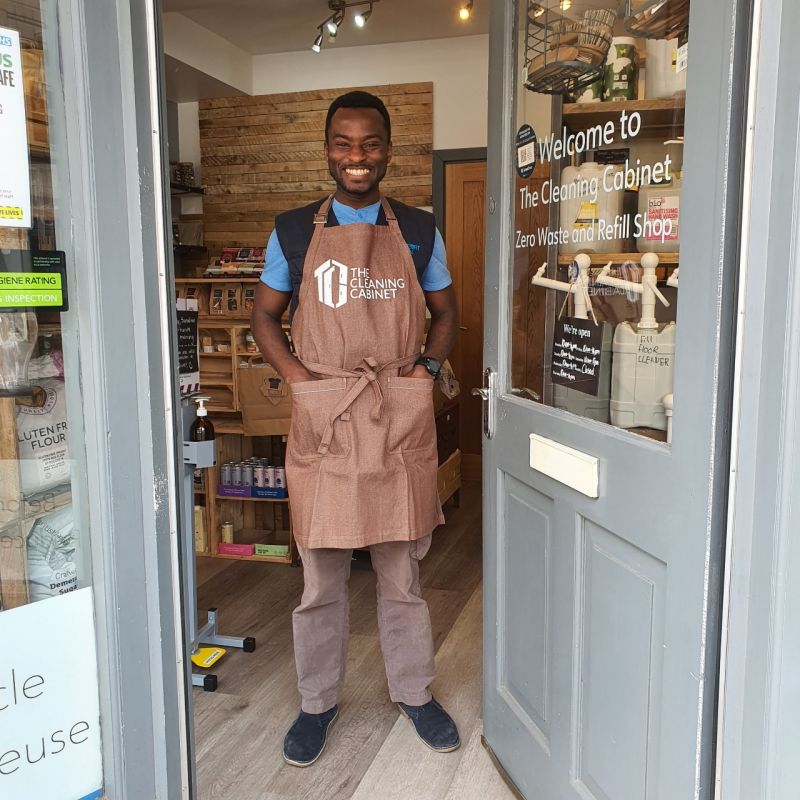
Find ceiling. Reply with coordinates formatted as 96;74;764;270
161;0;491;56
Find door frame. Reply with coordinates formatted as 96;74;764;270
54;0;190;796
432;147;487;236
716;0;800;797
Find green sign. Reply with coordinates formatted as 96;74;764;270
0;272;63;307
0;251;69;311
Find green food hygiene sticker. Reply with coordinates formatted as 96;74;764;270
0;251;69;311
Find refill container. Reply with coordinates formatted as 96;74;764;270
645;38;687;99
560;162;626;254
604;37;637;101
190;397;215;442
637;174;682;253
596;253;676;430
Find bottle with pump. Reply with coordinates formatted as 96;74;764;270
596;253;676;430
190;397;215;442
531;253;614;422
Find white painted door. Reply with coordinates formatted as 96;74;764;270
481;1;749;798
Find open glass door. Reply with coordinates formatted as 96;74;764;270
482;0;749;796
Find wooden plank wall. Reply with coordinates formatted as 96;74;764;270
199;82;433;258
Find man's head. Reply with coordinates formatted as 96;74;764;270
324;91;393;204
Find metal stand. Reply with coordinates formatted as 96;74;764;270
182;400;256;692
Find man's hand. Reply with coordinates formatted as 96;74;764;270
408;364;434;380
285;363;318;384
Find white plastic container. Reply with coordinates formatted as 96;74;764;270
636;175;681;253
645;38;687;99
560;162;626;254
609;321;676;430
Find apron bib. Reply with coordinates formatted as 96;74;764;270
286;196;444;549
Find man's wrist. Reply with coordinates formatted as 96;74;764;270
414;356;442;379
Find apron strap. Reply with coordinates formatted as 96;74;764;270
301;353;418;455
313;194;335;225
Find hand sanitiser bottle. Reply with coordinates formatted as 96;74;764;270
596;253;676;430
190;397;215;442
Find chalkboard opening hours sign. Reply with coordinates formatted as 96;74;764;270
551;317;604;396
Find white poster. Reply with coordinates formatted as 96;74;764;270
0;27;32;229
0;588;103;800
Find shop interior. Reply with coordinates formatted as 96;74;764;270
0;0;688;797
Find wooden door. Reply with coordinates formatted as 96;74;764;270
445;160;486;481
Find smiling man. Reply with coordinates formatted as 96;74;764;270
251;91;460;767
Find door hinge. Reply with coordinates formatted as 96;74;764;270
471;367;496;439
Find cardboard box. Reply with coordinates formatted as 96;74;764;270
224;283;243;316
237;364;292;436
254;544;290;557
218;542;255;557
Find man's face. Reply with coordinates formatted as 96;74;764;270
325;107;392;199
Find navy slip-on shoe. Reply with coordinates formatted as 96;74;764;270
283;705;339;767
398;697;460;753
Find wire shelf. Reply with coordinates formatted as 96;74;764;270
524;3;617;96
624;0;690;39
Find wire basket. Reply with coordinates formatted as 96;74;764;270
524;3;617;95
625;0;690;39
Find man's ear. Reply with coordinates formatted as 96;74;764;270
387;140;393;165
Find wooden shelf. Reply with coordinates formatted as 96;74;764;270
176;277;261;284
200;351;234;358
170;182;204;196
203;379;234;388
562;97;685;136
557;252;679;266
216;494;289;504
198;552;292;565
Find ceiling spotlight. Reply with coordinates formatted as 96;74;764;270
531;3;545;17
354;3;373;27
559;0;573;9
312;32;323;52
459;1;473;21
326;13;342;34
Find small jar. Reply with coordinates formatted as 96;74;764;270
221;522;234;544
245;332;258;353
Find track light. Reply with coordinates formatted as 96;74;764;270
312;0;380;49
559;0;573;9
459;1;473;21
354;3;373;27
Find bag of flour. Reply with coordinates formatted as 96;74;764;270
16;377;70;495
26;505;80;602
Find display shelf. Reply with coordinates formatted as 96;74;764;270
199;551;293;565
557;252;679;266
203;379;234;389
170;182;204;196
200;351;235;358
562;97;685;135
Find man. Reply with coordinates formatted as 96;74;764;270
251;90;460;767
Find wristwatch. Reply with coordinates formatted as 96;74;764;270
415;356;442;379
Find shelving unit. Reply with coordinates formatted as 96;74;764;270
561;97;685;134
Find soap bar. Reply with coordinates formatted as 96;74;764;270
254;544;289;557
218;542;254;557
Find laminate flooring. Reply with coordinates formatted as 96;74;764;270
193;481;516;800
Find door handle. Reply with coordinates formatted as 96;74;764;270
471;368;495;439
460;326;469;331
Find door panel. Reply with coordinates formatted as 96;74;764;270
482;0;749;797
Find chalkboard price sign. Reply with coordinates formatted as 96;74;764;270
176;309;199;394
551;318;604;396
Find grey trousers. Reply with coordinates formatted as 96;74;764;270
293;535;435;714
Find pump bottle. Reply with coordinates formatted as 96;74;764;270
190;397;215;442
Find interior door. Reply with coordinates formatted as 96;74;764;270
481;1;749;798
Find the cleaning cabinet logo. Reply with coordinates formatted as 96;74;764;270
315;259;349;309
315;260;406;309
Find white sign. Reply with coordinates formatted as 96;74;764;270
0;27;32;229
0;588;103;800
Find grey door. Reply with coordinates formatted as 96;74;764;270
481;1;749;798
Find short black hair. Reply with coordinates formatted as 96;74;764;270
325;91;391;142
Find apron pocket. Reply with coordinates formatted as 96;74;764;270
289;378;351;457
386;376;436;454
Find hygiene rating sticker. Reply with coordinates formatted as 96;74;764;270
0;251;69;311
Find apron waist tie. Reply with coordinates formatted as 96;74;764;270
300;354;418;455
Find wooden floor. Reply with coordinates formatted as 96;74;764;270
193;481;517;800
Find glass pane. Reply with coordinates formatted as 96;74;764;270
0;3;104;797
510;0;688;444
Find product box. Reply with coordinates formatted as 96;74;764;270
254;544;289;557
243;285;257;313
218;542;255;557
209;285;226;316
223;283;242;316
251;487;288;500
183;284;210;316
217;484;252;498
194;506;207;553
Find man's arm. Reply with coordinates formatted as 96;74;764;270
251;282;316;384
408;284;459;379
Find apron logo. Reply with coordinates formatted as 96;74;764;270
315;259;349;309
315;261;408;308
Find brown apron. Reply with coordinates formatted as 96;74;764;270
286;195;444;549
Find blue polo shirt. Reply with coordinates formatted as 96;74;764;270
261;199;452;292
